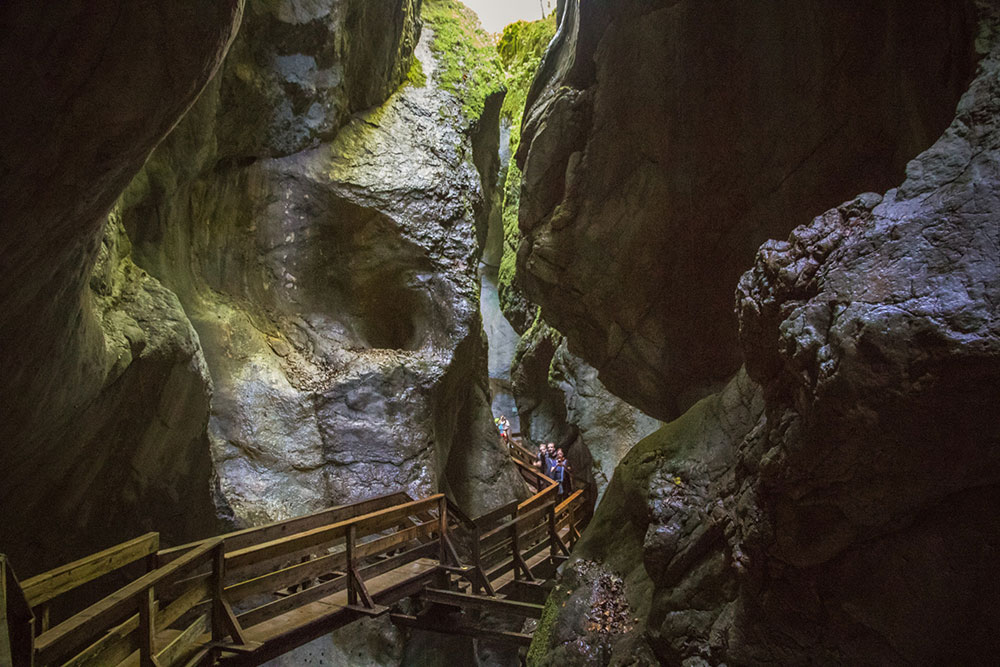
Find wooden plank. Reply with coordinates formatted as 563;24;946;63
444;499;475;530
138;587;156;667
222;558;439;666
180;646;212;667
555;489;584;515
224;551;345;604
236;542;435;631
518;484;557;514
71;575;207;667
158;493;412;564
220;597;248;646
480;502;553;545
35;539;220;666
225;495;442;572
0;556;13;667
471;501;518;530
155;613;208;667
22;533;159;607
421;588;544;619
356;521;436;560
389;613;532;647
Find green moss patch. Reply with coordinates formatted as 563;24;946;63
406;53;427;87
495;13;557;327
422;0;503;120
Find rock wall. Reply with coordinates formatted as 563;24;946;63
515;0;978;420
528;1;1000;664
120;0;524;527
0;1;243;571
511;318;660;506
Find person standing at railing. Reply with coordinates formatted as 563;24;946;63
552;450;572;499
534;442;550;475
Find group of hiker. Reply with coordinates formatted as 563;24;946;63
534;441;573;499
495;414;574;499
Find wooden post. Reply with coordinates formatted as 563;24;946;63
510;519;521;580
437;497;448;565
568;505;577;547
138;586;157;667
346;524;357;607
548;504;558;557
1;554;34;667
211;542;226;646
37;604;49;635
471;526;482;595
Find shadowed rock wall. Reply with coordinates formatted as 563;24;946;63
527;2;999;664
0;0;244;571
515;0;978;420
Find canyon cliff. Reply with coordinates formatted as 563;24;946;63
522;1;1000;664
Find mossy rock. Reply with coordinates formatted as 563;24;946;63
421;0;503;121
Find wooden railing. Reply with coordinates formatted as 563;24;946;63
33;538;230;666
3;492;450;666
1;455;588;665
220;493;447;632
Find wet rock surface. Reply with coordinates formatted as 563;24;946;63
510;318;659;504
122;17;524;525
515;0;978;421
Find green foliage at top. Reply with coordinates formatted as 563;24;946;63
495;13;557;329
497;13;558;152
422;0;503;120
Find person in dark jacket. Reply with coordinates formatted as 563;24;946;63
552;450;572;498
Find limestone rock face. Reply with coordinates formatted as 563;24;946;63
515;0;978;420
510;319;659;506
529;3;1000;664
217;0;421;158
529;371;764;665
549;343;660;504
121;17;524;525
728;22;1000;660
0;1;243;569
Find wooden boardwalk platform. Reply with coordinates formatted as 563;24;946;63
0;440;587;666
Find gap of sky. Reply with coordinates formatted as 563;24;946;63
462;0;556;34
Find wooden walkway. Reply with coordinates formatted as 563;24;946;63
1;441;586;666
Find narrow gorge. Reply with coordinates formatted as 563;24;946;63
1;1;997;666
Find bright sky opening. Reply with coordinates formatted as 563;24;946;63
462;0;557;34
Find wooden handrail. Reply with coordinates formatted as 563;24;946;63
35;538;222;666
472;500;519;530
22;532;159;608
445;497;476;530
225;494;443;572
159;491;412;563
555;489;584;515
518;482;558;514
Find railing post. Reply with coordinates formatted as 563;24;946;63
569;504;577;547
211;541;226;646
37;603;49;635
548;504;558;557
437;496;448;565
471;526;482;595
346;524;357;607
138;586;156;667
510;514;521;581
